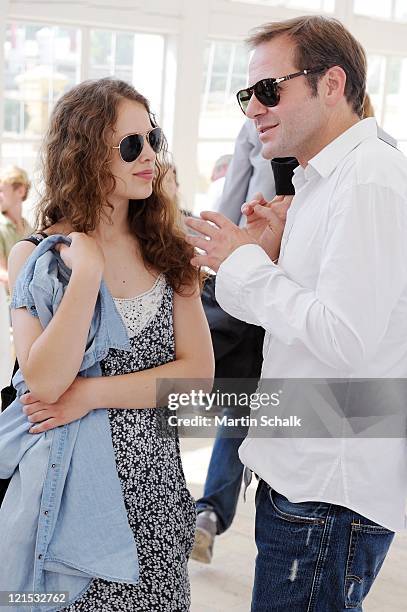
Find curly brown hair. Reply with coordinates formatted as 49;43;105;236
35;77;200;293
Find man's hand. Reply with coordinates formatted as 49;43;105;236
241;192;271;242
21;376;93;434
184;211;257;272
242;194;293;261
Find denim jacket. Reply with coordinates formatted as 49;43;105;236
0;235;139;612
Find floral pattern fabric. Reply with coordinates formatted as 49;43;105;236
61;278;196;612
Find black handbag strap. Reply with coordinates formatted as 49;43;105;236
22;232;48;247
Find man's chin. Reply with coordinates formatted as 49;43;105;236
260;142;281;161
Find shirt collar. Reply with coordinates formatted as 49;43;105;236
308;117;378;179
0;213;14;228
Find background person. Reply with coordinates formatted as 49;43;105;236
205;154;233;212
0;166;32;392
0;166;32;287
0;166;33;293
218;119;277;224
161;161;180;204
192;121;277;563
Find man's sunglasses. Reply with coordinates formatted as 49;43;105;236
236;67;327;115
112;126;163;163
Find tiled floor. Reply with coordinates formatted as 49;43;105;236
182;440;407;612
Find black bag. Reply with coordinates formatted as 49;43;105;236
0;233;47;506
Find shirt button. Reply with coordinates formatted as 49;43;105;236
51;464;56;468
38;554;43;559
44;510;49;516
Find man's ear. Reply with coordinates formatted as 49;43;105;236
321;66;347;108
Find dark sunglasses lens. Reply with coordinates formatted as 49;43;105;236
237;89;252;114
119;134;143;162
256;80;279;107
148;127;163;153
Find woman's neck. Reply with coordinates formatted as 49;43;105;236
91;198;131;245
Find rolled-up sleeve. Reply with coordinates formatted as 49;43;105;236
10;272;39;317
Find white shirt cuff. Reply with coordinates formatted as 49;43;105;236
215;243;277;321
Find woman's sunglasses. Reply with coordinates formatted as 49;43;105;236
112;126;163;163
236;67;327;115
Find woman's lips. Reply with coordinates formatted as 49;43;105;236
133;171;154;180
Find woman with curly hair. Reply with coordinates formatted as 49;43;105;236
5;78;214;611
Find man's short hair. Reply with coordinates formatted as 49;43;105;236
0;165;31;201
247;15;367;118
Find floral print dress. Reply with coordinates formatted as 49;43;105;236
61;275;196;612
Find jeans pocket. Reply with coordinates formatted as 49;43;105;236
268;488;327;525
344;519;395;609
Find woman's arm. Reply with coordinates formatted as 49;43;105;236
22;282;215;432
9;234;104;404
92;283;215;408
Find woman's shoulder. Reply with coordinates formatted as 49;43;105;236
8;240;38;289
8;222;71;293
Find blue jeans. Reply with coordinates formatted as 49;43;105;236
252;480;395;611
195;407;249;534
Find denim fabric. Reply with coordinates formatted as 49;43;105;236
251;480;394;612
0;235;139;612
196;406;249;534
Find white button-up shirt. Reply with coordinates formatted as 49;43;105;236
216;118;407;531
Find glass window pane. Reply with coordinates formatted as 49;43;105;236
4;23;81;138
353;0;392;19
395;0;407;21
383;57;407;140
4;98;25;135
89;30;164;117
54;28;81;90
200;40;248;140
198;39;249;211
116;32;134;67
366;55;386;121
90;30;113;75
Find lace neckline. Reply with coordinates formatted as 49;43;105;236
113;274;163;302
112;274;166;338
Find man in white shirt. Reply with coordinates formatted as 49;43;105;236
185;15;407;611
